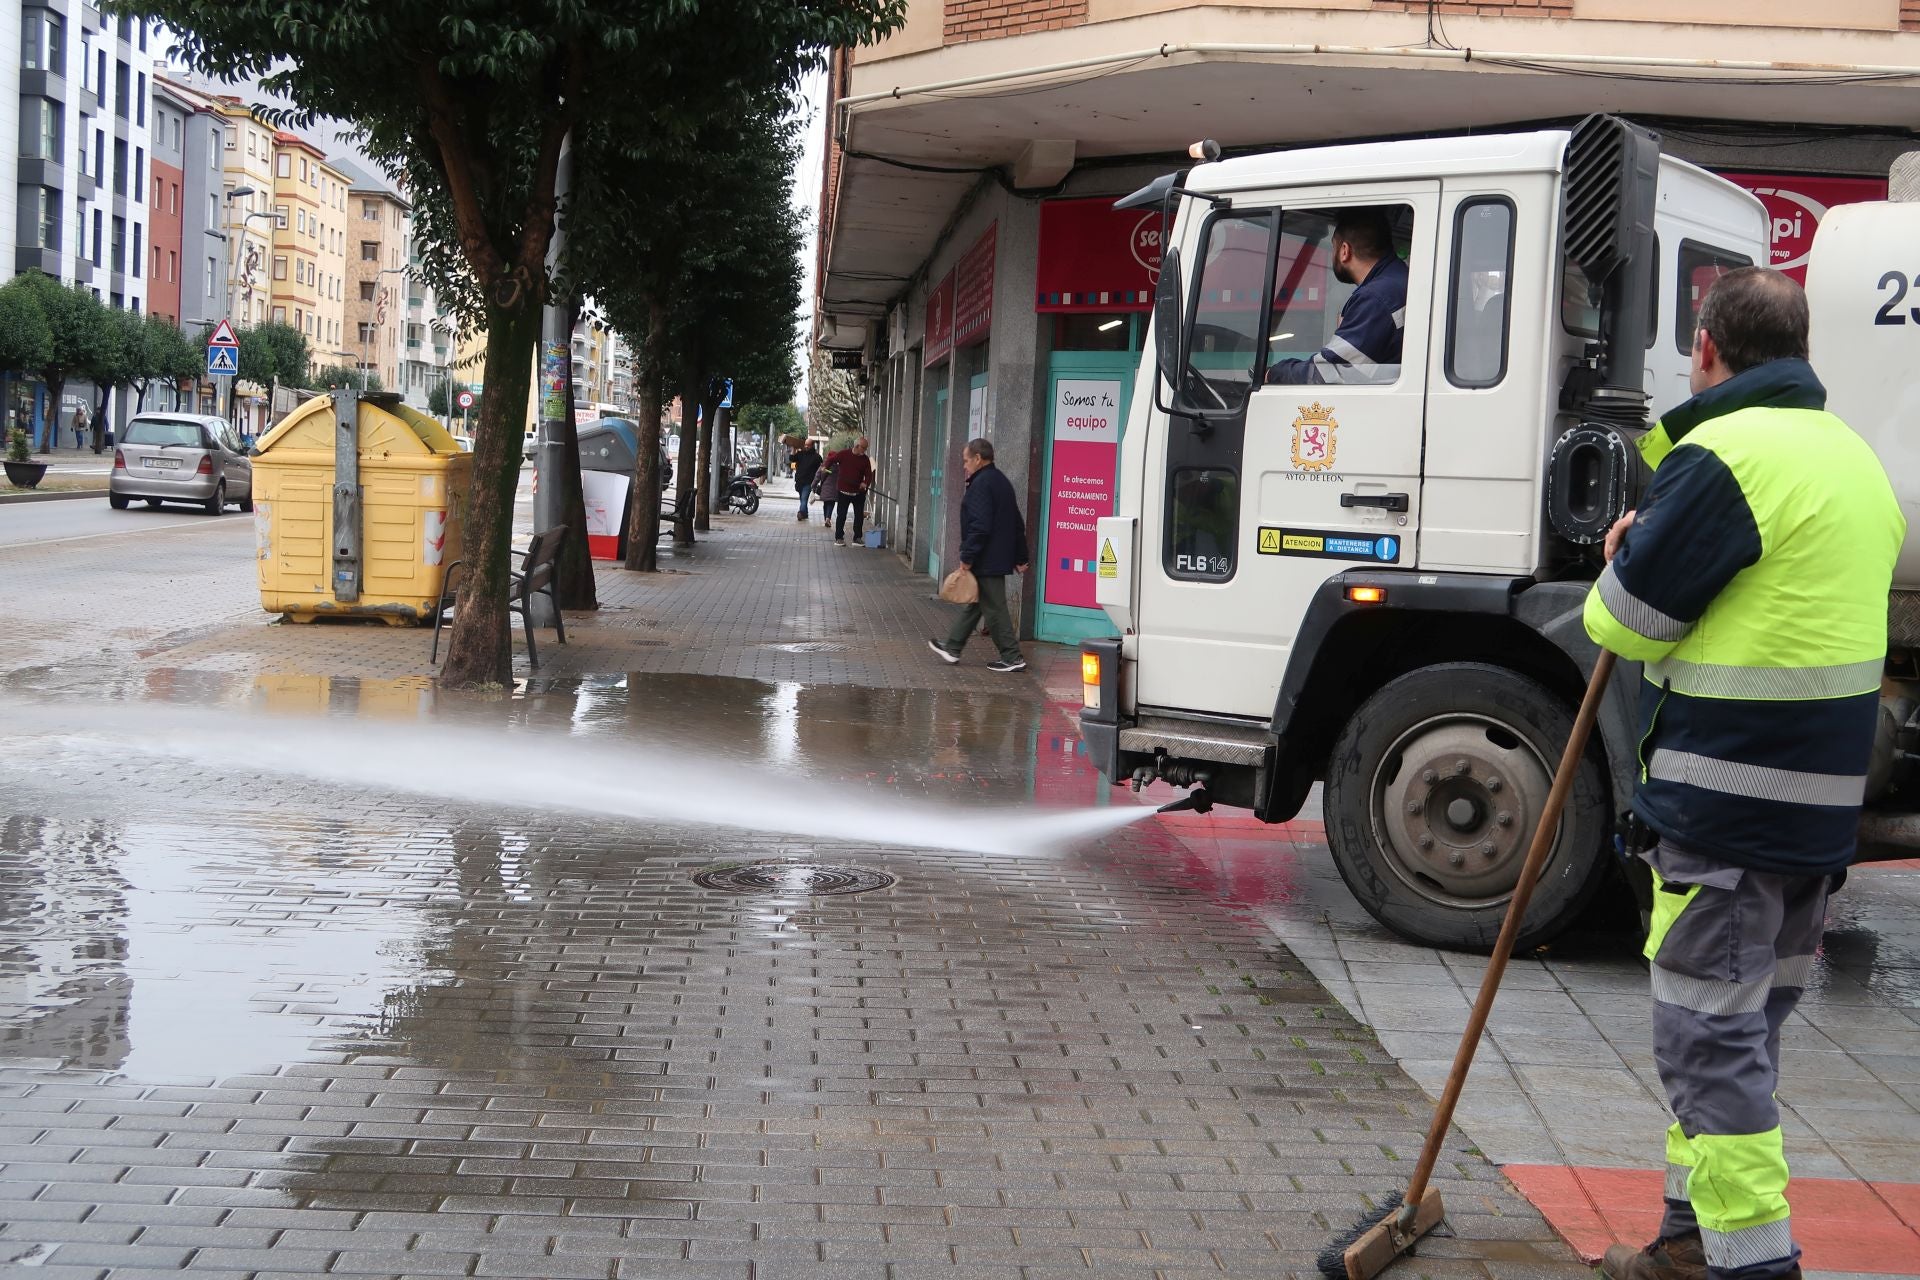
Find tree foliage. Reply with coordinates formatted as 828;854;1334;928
311;363;384;392
808;349;863;442
426;378;471;417
6;273;112;427
0;279;54;375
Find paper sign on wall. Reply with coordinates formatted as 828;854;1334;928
1044;378;1124;610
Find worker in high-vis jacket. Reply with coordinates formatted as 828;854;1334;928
1585;267;1904;1280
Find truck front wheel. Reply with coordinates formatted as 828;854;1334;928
1323;662;1611;952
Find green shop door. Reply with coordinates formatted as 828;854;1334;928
1035;351;1134;644
927;374;949;580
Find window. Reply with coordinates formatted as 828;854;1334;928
97;48;106;97
206;257;215;295
225;126;236;150
95;129;105;182
299;158;308;182
115;60;130;119
22;11;63;70
273;255;287;280
295;308;304;331
94;209;104;266
133;147;144;194
133;224;143;277
167;249;175;282
113;139;127;196
36;189;58;251
363;199;380;221
152;175;161;205
360;322;377;343
295;208;304;234
111;216;125;273
1168;468;1240;582
35;100;60;160
361;241;378;262
1260;205;1412;387
1447;199;1515;388
136;72;146;126
277;153;290;178
207;194;218;229
138;20;146;51
1676;241;1754;354
273;306;285;323
170;183;178;215
275;204;288;229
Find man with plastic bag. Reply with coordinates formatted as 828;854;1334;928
928;437;1029;673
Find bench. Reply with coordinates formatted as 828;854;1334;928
429;527;570;667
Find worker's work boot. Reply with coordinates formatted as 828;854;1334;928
1600;1234;1707;1280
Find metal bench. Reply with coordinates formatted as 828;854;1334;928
430;527;570;667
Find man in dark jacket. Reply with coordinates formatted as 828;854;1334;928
928;437;1029;673
1266;207;1408;385
789;440;822;522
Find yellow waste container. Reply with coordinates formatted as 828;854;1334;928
251;390;473;624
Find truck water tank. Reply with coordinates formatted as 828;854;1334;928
1805;200;1920;593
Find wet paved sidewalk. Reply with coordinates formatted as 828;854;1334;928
0;495;1589;1279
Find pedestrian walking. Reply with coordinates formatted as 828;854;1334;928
815;452;842;533
827;437;874;546
71;405;88;451
790;439;821;522
928;437;1029;673
1585;268;1904;1280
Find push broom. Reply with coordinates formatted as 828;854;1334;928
1319;649;1617;1280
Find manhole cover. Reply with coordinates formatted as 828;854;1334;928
693;862;896;896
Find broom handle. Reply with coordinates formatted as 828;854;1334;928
1401;649;1617;1213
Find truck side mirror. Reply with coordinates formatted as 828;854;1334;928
1153;247;1184;406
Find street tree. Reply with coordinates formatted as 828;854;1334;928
9;273;110;445
311;363;383;392
212;321;313;416
0;279;54;379
81;309;142;449
127;315;202;411
427;379;469;418
809;349;863;446
125;0;904;687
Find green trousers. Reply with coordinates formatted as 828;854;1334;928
944;572;1021;663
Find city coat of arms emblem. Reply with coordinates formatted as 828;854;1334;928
1291;403;1337;472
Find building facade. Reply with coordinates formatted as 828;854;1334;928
817;3;1920;643
399;224;459;415
336;159;409;393
153;77;229;348
268;131;349;377
4;4;156;441
210;97;274;331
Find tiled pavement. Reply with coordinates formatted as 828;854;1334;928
0;486;1591;1278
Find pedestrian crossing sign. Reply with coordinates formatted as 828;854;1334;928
206;344;238;376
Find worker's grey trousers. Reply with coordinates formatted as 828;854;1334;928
1645;841;1835;1280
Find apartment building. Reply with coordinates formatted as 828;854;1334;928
209;97;274;331
333;158;410;392
818;2;1920;643
4;4;155;440
152;76;228;345
268;131;349;377
400;225;459;414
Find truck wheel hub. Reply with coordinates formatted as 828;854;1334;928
1376;718;1554;903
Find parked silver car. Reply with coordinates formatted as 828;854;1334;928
110;414;254;515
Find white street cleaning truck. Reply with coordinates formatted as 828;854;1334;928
1078;116;1920;950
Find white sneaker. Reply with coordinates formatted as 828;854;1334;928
927;640;960;665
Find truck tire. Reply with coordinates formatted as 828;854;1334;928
1323;662;1611;952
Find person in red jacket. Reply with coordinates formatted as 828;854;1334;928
826;437;874;546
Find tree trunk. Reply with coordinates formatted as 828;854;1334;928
694;385;714;532
439;297;542;689
623;301;667;573
552;296;597;610
134;380;149;411
41;372;64;451
93;385;111;452
673;363;699;545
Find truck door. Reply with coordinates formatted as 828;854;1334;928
1136;183;1440;718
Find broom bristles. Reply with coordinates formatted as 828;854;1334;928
1315;1188;1404;1280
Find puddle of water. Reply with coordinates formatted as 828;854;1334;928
1;696;1154;859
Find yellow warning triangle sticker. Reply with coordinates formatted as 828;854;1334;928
1258;527;1282;554
1098;539;1118;566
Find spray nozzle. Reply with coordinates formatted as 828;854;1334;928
1156;787;1213;816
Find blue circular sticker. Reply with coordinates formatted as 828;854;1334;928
1374;536;1400;562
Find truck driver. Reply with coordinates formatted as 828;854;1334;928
1266;207;1409;386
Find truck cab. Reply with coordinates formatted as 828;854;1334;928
1079;119;1775;949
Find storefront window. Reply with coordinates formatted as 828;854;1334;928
1052;313;1135;353
1167;467;1239;582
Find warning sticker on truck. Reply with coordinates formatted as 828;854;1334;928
1097;538;1119;579
1257;526;1400;563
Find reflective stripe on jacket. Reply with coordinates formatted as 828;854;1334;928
1583;358;1904;874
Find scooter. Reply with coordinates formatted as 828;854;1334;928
726;467;764;515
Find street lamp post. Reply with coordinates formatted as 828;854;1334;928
220;187;274;433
